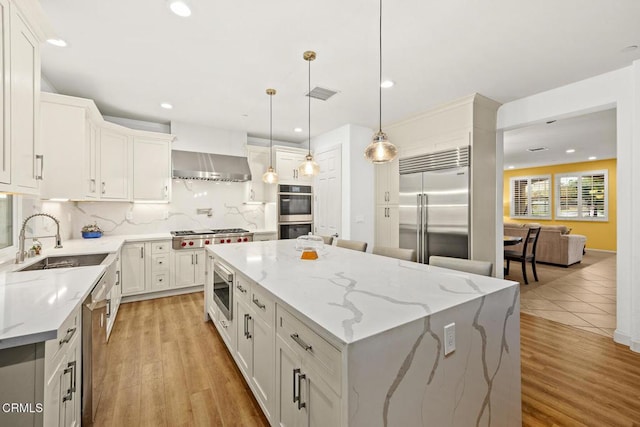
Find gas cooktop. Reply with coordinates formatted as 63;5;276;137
171;228;250;236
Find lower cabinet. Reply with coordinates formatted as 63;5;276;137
375;204;399;247
276;337;340;427
206;258;341;426
122;240;205;297
44;306;81;427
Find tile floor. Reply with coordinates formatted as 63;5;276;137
513;251;617;337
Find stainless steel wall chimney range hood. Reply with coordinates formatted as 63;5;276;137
171;150;252;182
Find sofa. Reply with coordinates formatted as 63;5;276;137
504;223;587;267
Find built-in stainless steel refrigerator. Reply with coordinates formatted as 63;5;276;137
399;147;470;264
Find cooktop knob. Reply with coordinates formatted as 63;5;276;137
188;241;194;246
181;242;187;247
205;240;210;245
226;239;231;243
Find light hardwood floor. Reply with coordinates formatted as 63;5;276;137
93;293;269;427
96;293;640;426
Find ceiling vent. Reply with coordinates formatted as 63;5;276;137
306;86;338;101
526;147;549;152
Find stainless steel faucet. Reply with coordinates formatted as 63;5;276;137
16;213;63;264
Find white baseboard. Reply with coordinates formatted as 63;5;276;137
586;248;617;254
614;329;630;346
121;285;204;303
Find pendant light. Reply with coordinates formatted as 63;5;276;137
262;88;279;184
298;50;320;177
364;0;398;164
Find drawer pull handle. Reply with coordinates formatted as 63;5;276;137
252;297;266;310
290;333;313;352
59;327;77;345
237;284;247;293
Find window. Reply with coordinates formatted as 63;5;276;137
0;194;13;250
556;170;608;221
510;175;551;219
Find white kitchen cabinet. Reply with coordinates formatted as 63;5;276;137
44;306;81;427
85;121;99;198
375;157;399;205
375;205;399;247
99;129;130;200
246;145;275;202
275;149;313;184
10;4;41;193
275;336;340;427
235;299;253;378
173;249;205;288
121;242;146;295
133;136;170;201
0;0;9;185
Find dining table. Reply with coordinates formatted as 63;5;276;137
504;235;523;246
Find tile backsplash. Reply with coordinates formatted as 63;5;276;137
22;180;275;249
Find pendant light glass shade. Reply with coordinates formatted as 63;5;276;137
298;50;320;177
262;88;279;184
364;0;398;164
364;130;398;164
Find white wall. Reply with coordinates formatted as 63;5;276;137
104;115;170;134
170;121;247;156
496;64;638;351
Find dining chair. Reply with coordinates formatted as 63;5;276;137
336;239;368;252
504;226;541;284
372;246;417;262
319;235;334;245
428;256;493;277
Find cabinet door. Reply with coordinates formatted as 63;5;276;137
375;205;399;247
276;336;301;427
85;121;99;198
252;314;274;419
100;129;130;199
121;243;146;294
0;0;9;184
375;158;399;205
205;254;216;319
44;354;66;427
303;367;341;427
247;148;269;201
194;250;206;285
63;334;81;427
174;251;196;287
276;152;297;183
133;137;170;201
235;300;253;380
10;6;40;190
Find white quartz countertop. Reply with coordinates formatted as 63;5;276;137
208;240;518;345
0;266;106;349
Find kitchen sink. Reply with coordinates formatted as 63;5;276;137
18;253;109;271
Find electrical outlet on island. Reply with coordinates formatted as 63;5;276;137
444;323;456;356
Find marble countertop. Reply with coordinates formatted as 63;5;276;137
208;240;518;345
0;266;106;349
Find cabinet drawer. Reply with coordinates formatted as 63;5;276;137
151;254;169;271
235;273;251;304
152;272;169;289
45;306;80;368
276;306;342;395
151;241;170;254
250;285;274;323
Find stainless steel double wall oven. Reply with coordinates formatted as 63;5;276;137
278;184;313;239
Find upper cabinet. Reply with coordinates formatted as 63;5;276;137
374;158;399;206
246;145;276;203
40;92;174;201
0;0;47;194
133;136;170;201
275;148;313;184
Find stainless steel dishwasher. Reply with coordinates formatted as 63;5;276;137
82;254;117;425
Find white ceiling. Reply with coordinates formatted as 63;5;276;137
39;0;640;144
503;109;617;170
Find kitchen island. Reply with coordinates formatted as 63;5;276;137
206;240;521;426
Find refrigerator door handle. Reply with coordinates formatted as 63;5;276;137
416;194;422;263
423;193;429;264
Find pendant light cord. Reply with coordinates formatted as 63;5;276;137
308;56;312;156
379;0;382;133
269;92;273;168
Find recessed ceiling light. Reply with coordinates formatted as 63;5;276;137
169;1;191;17
566;149;576;153
588;156;597;160
294;127;303;133
621;45;638;53
160;102;173;109
47;38;67;47
508;165;515;169
380;80;395;89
